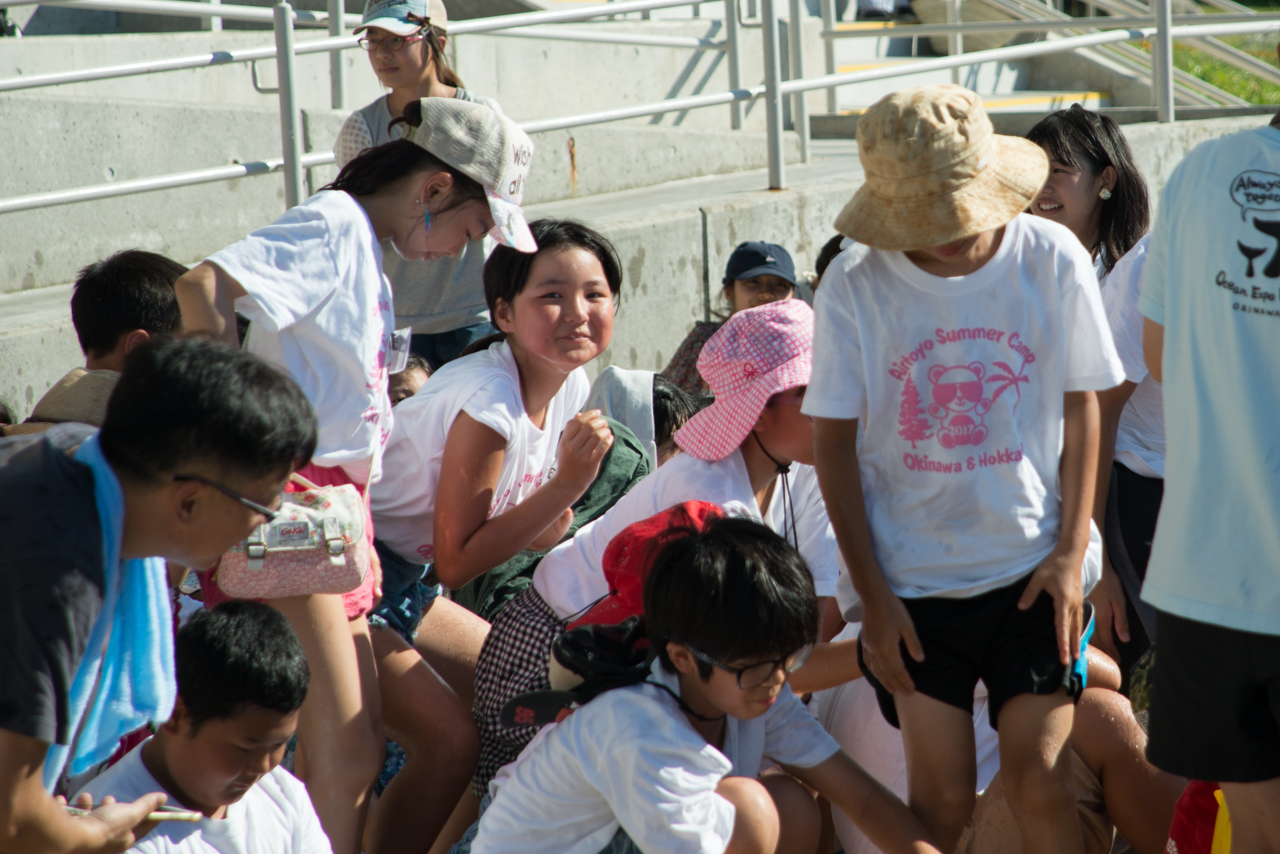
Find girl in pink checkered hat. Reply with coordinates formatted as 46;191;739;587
469;298;856;801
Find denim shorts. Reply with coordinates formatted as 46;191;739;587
368;538;442;645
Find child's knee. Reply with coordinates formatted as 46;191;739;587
759;774;820;854
717;776;781;854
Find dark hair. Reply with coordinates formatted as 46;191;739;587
644;516;818;679
483;218;623;335
652;374;701;450
814;234;845;285
70;250;185;357
397;352;433;377
100;337;318;483
416;20;463;88
322;99;485;215
459;332;506;359
1026;104;1149;273
177;601;309;733
0;400;14;426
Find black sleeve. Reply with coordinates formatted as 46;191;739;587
0;559;103;745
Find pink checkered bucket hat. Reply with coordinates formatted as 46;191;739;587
674;299;813;461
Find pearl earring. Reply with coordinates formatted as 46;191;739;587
1099;189;1112;200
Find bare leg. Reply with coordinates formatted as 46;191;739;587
369;627;479;854
760;774;820;854
1070;687;1185;854
1220;777;1280;854
997;691;1083;854
894;691;977;853
719;777;781;854
273;595;383;854
413;597;490;710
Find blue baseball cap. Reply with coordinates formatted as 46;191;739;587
723;241;797;286
356;0;447;35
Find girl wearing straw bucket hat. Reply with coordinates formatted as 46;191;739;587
468;299;847;799
804;84;1127;853
176;98;536;854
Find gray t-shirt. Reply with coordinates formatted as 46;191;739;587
334;89;501;335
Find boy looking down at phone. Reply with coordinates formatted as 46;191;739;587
77;601;332;854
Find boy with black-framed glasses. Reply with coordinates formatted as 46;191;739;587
460;517;942;854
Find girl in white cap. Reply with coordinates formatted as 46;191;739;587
175;98;535;854
804;84;1123;854
468;299;848;801
337;0;507;373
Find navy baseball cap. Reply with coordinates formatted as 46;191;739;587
723;241;797;286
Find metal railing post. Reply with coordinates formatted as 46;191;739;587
947;0;963;85
274;2;305;208
726;0;744;128
820;0;837;113
787;0;809;161
1153;0;1174;121
761;0;785;188
208;0;221;32
328;0;345;108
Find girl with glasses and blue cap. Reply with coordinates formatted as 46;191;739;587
337;0;508;375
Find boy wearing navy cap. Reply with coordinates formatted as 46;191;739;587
661;241;798;397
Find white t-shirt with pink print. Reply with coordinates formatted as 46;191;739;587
209;189;396;485
803;214;1124;599
369;340;590;566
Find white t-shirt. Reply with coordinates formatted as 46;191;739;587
531;449;841;620
369;341;589;565
208;190;395;484
75;741;332;854
803;214;1124;599
1101;235;1165;480
1139;124;1280;634
471;660;840;854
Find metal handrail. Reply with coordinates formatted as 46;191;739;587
8;16;1279;215
822;11;1280;37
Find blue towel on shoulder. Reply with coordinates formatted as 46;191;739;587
43;435;176;790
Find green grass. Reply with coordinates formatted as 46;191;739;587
1127;5;1280;104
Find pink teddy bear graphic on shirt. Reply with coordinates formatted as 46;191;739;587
926;363;991;448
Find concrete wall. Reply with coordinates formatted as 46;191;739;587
0;18;828;127
0;91;800;296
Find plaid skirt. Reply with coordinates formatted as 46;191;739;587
471;586;565;797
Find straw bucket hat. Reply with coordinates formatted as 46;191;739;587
835;85;1049;251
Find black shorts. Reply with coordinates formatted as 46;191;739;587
858;571;1073;731
1147;610;1280;782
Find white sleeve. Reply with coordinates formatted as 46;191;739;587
1059;241;1125;392
587;721;736;854
209;205;340;333
290;777;336;854
334;111;374;170
1102;235;1151;385
461;375;522;443
762;687;841;769
802;254;867;420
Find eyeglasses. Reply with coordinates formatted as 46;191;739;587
173;474;280;523
357;33;424;52
687;643;815;690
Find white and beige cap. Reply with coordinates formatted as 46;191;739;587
835;85;1049;251
355;0;447;36
413;98;537;252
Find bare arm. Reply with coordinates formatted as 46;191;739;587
1017;391;1099;665
786;752;942;854
813;418;923;696
0;729;165;854
174;262;247;347
1143;318;1164;383
787;639;862;695
1089;382;1138;660
431;411;612;590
